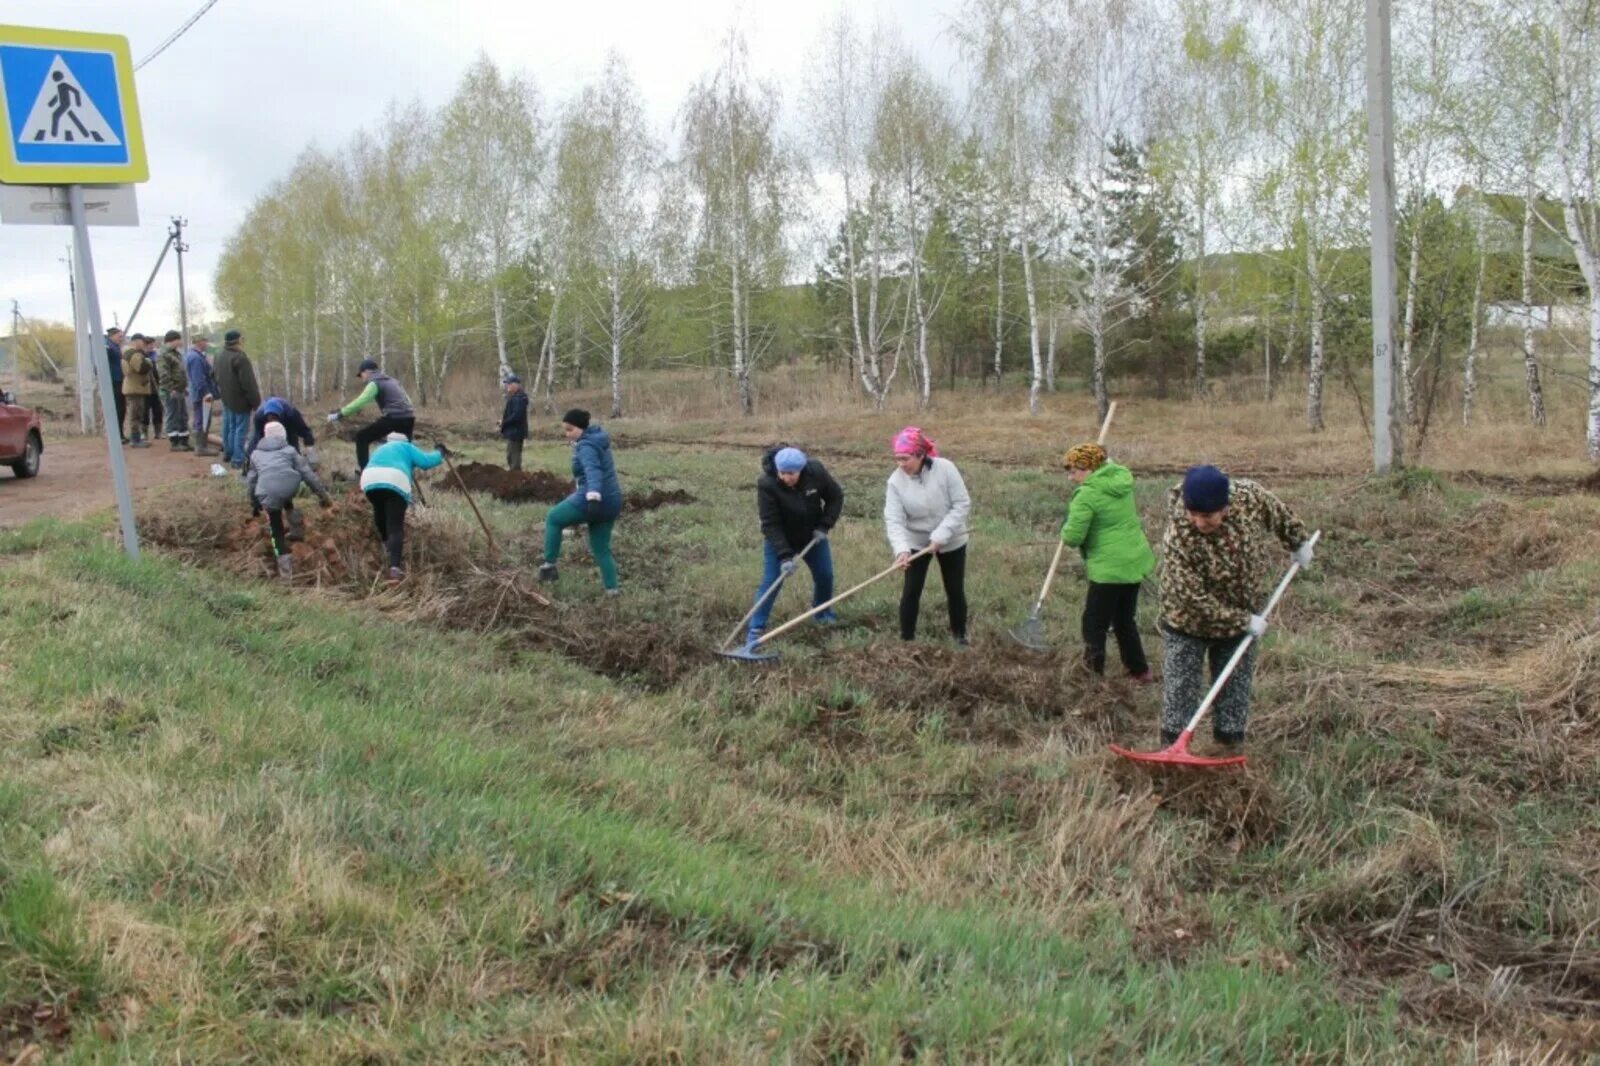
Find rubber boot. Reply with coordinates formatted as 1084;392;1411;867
177;435;193;451
276;555;293;580
130;432;149;449
386;566;405;586
538;562;558;583
287;508;306;543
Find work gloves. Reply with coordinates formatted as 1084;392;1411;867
1247;614;1269;639
779;559;798;578
1292;541;1315;570
814;528;830;542
435;442;452;458
326;411;342;424
583;490;603;520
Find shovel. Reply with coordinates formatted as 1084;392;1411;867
744;545;936;659
717;535;822;663
438;446;498;562
1010;401;1117;651
1110;530;1320;770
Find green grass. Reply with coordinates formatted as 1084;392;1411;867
2;427;1597;1061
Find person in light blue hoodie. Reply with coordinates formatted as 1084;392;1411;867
358;431;445;585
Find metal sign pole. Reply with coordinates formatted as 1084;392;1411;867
173;217;189;352
68;184;139;559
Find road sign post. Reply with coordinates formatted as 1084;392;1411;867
1;24;149;559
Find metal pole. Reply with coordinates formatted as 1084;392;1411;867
1367;0;1402;473
123;232;173;336
69;185;141;560
172;217;190;353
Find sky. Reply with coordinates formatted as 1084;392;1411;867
2;0;961;336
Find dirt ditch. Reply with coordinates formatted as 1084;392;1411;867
437;462;695;511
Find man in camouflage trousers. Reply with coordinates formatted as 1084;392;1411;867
157;330;192;451
1157;464;1313;749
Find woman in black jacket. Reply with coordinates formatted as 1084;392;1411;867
742;446;845;648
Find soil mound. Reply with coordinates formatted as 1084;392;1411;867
439;462;695;511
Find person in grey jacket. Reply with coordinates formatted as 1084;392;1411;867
246;421;332;578
884;426;972;646
328;359;416;471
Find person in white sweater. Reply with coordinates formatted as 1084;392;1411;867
884;426;972;646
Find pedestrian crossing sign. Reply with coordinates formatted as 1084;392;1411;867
0;24;147;184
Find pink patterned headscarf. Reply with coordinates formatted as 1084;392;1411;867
892;426;938;458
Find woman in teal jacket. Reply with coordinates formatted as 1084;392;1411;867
1061;442;1156;681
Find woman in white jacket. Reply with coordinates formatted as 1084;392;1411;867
884;426;972;646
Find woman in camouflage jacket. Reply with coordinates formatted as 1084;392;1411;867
1157;464;1313;749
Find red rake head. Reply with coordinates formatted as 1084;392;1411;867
1109;730;1247;769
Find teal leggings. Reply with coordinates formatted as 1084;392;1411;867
544;498;618;589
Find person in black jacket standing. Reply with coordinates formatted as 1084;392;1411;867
499;375;529;470
104;328;128;443
743;446;845;648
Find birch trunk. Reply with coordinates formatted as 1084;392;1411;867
1193;202;1208;398
1400;208;1422;424
492;284;511;383
1557;77;1600;458
1463;225;1485;427
1522;180;1548;427
992;240;1005;385
610;273;624;419
1020;232;1043;414
731;257;753;415
1306;244;1326;432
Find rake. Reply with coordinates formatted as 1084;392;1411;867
732;545;936;662
1110;530;1321;770
1010;401;1117;651
716;535;822;663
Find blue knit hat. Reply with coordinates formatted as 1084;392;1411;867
774;447;807;473
1182;465;1230;512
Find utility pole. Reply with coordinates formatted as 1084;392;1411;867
170;216;190;352
1367;0;1402;474
63;244;95;429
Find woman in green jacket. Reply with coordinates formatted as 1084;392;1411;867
1061;442;1156;682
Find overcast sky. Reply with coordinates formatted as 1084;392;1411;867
3;0;960;336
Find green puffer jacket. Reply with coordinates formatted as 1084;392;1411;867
1061;461;1156;585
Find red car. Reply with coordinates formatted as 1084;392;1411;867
0;388;43;478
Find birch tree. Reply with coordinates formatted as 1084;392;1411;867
1257;0;1365;432
437;55;543;386
556;53;659;418
680;34;795;415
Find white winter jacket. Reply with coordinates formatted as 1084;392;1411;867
884;456;972;555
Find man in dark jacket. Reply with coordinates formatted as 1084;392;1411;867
213;329;261;468
185;336;219;456
328;359;416;471
743;445;845;647
104;328;128;443
250;396;317;460
499;375;529;470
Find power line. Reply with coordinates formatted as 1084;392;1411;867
134;0;225;71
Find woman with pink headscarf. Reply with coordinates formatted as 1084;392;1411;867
884;426;972;646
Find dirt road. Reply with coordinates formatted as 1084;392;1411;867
0;432;226;529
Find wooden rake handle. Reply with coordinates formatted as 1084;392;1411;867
1035;401;1119;611
439;449;497;561
720;534;822;651
756;545;935;647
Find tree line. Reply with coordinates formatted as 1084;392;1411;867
212;0;1600;459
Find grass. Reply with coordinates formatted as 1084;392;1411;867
4;384;1599;1061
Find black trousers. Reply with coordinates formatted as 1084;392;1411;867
900;545;967;640
1082;581;1148;675
366;488;408;570
112;383;126;439
355;415;416;470
505;438;524;471
262;500;297;556
145;389;163;435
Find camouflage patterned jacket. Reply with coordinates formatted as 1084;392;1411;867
1158;478;1310;639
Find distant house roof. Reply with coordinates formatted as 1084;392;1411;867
1452;185;1577;261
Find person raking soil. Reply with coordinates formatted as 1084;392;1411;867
1156;464;1313;751
885;426;972;646
539;409;623;595
329;359;417;471
359;431;446;585
741;446;845;650
1061;442;1156;682
246;421;333;579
